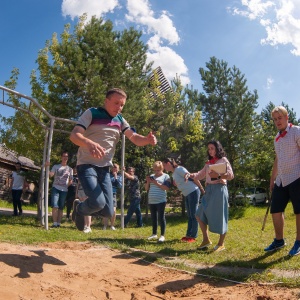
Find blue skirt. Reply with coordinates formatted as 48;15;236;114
196;184;228;234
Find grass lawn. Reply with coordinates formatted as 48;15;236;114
0;200;299;286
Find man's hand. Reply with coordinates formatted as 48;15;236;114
87;141;106;159
147;132;157;146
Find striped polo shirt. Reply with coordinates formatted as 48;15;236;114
76;107;130;167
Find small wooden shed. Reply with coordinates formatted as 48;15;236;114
0;144;40;201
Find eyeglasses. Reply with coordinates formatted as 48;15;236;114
62;156;68;158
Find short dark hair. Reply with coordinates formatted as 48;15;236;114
106;88;127;99
15;162;21;166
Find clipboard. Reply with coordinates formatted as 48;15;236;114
208;162;226;174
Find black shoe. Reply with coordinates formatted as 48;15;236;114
50;224;58;228
73;199;85;231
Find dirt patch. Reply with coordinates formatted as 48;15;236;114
0;241;299;299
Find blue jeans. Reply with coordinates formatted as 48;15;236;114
76;164;114;218
149;202;166;236
51;187;67;210
185;189;200;238
124;197;143;227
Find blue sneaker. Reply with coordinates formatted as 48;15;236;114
264;238;286;252
289;240;300;256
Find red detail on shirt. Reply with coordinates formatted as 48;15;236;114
206;157;219;165
276;123;293;142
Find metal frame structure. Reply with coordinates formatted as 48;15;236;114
0;85;127;230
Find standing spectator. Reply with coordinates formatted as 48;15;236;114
189;140;234;252
103;163;122;230
10;162;26;216
69;88;156;231
162;158;201;243
124;167;143;228
145;161;171;242
66;167;78;221
47;151;73;228
264;106;300;256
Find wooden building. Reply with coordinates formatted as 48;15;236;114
0;144;40;201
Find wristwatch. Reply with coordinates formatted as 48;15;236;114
218;174;221;180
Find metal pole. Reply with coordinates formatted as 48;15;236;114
120;133;125;229
38;130;49;225
44;118;55;230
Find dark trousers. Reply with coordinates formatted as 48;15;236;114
12;189;23;216
124;197;143;227
66;189;76;218
149;202;166;236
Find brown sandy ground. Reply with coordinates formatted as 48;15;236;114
0;241;299;300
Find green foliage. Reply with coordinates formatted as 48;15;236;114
1;14;152;163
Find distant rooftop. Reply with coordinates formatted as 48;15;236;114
0;144;40;170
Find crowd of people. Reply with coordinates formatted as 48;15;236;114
9;87;300;257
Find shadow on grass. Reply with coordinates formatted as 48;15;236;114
89;233;297;283
207;250;294;282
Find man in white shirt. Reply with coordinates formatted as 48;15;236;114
47;151;73;228
10;162;26;216
264;106;300;256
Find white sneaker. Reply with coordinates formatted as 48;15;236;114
110;226;116;230
83;227;92;233
158;236;165;243
147;234;158;240
103;226;107;230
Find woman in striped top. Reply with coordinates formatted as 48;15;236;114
145;161;171;243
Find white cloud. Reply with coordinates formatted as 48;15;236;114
61;0;189;85
62;0;119;20
147;36;189;85
265;76;274;89
229;0;300;56
126;0;180;45
125;0;188;84
229;0;275;20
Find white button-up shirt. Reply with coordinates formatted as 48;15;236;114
274;124;300;187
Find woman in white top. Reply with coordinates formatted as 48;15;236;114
145;161;171;243
163;158;202;243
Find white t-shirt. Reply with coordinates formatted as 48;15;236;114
51;164;73;192
12;171;25;190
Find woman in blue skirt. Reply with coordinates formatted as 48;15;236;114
190;140;234;252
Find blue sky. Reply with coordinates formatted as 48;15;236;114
1;0;300;122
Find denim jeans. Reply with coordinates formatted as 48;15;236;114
149;202;166;236
51;187;68;210
185;189;200;238
76;164;114;218
124;197;143;227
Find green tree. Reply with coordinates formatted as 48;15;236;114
1;15;152;163
198;57;259;201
